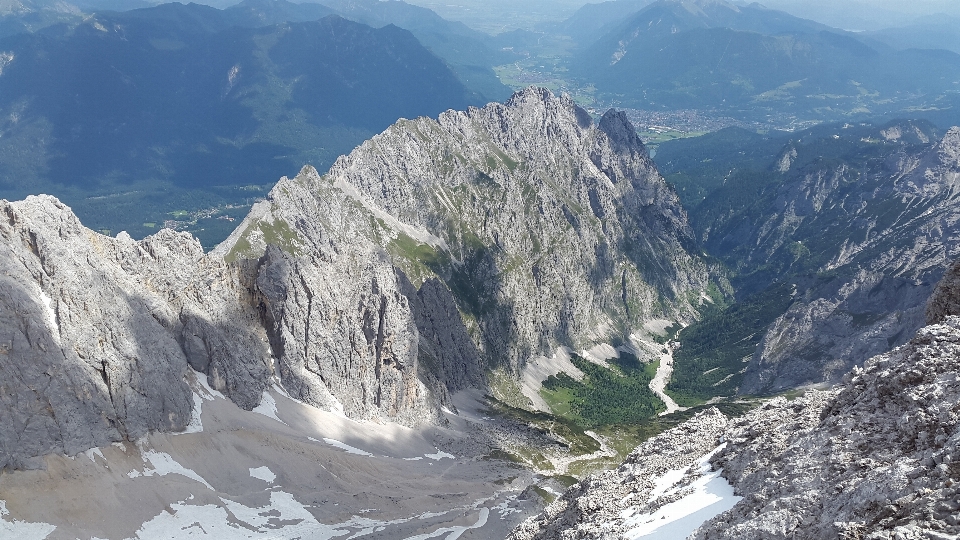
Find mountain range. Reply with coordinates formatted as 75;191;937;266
650;119;960;403
3;0;960;534
0;88;709;467
0;0;508;244
568;0;960;125
2;86;960;537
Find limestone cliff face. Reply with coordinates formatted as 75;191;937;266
0;195;270;469
220;87;709;378
0;87;709;466
243;172;436;425
739;126;960;394
696;318;960;538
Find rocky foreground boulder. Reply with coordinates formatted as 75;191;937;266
511;288;960;538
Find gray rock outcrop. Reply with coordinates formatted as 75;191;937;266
508;408;731;540
697;317;960;538
219;87;709;377
0;195;270;469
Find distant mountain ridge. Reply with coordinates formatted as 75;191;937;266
0;0;512;100
566;0;960;126
0;2;494;241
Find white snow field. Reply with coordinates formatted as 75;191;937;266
0;501;56;540
0;381;538;540
622;445;742;539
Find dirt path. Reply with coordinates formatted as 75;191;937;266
547;430;617;476
649;343;687;416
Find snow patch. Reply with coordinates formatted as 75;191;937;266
252;391;285;424
194;371;226;400
0;501;56;540
322;438;373;456
328;394;347;418
623;444;741;540
249;466;276;484
492;496;522;519
403;507;489;540
136;491;351;540
181;393;204;434
135;449;214;491
84;447;106;466
424;449;455;460
36;287;59;341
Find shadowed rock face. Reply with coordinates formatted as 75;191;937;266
0;195;267;469
926;257;960;325
0;88;708;467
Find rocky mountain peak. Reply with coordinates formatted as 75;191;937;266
597;108;645;154
0;87;711;467
229;86;708;373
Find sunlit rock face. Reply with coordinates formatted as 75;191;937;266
218;85;710;415
0;86;709;467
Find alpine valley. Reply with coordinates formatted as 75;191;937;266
2;0;960;539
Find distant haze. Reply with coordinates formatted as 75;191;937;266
400;0;594;34
744;0;960;31
25;0;960;34
402;0;960;34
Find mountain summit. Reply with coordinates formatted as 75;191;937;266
0;88;709;469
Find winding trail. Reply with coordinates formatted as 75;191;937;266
649;343;687;416
547;430;617;475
